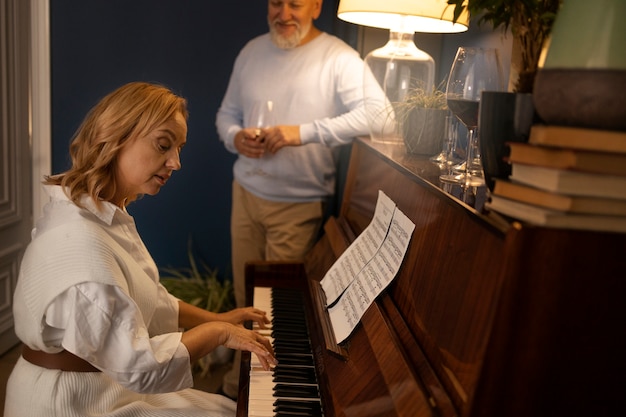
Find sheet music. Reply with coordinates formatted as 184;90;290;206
320;190;395;305
326;198;415;344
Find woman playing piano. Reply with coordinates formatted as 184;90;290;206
4;82;276;417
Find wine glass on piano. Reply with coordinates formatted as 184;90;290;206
440;47;503;187
246;100;274;176
430;114;463;167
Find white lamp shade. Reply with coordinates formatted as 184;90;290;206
337;0;469;33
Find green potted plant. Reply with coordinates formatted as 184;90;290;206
160;241;234;378
447;0;562;93
160;257;233;315
395;82;449;155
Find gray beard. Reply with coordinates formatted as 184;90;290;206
269;20;311;49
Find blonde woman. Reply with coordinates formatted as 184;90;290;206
4;82;275;417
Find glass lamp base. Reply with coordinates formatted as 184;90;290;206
363;30;435;144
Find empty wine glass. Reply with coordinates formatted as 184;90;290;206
246;100;274;176
440;47;503;187
430;114;463;167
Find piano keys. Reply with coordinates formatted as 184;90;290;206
247;287;324;417
236;138;626;417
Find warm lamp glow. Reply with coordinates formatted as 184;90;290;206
337;0;469;33
338;0;470;144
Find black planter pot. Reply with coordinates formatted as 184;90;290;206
533;68;626;132
479;91;536;191
402;108;448;156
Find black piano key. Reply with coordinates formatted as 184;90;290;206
247;287;324;415
274;335;307;340
274;399;322;409
273;376;312;384
275;356;314;367
274;400;323;416
274;367;317;379
272;324;308;332
274;383;320;398
274;403;323;415
274;343;309;351
272;322;306;329
274;357;314;366
275;350;313;356
273;337;309;343
273;373;316;382
273;375;315;383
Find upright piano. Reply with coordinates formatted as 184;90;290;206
236;137;626;417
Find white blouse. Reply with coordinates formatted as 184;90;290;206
45;282;193;393
16;185;194;394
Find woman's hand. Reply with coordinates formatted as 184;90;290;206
218;307;270;329
182;321;276;371
222;325;277;371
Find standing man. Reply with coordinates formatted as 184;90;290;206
215;0;383;399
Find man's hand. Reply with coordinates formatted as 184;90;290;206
263;125;301;154
235;128;266;158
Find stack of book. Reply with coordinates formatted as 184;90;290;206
485;125;626;233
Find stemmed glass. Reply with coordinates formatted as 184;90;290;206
430;115;462;167
440;47;503;187
246;100;274;176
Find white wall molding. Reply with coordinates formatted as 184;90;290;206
30;0;51;222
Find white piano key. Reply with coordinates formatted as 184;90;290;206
246;286;323;416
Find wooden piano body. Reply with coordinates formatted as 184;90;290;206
237;138;626;417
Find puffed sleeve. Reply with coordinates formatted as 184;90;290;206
44;282;195;394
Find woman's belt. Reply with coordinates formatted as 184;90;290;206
22;345;101;372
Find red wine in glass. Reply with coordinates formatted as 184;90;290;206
440;47;503;187
446;98;479;129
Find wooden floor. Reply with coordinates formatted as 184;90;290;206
0;343;230;416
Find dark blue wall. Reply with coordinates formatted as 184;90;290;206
50;1;348;279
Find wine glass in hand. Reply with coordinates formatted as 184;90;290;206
440;47;503;187
246;100;274;176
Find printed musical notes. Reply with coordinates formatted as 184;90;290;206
320;191;415;343
321;190;394;304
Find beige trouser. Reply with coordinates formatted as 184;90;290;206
222;181;324;398
230;180;324;308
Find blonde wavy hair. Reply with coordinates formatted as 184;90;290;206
46;82;188;208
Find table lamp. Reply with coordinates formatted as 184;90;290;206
337;0;469;143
